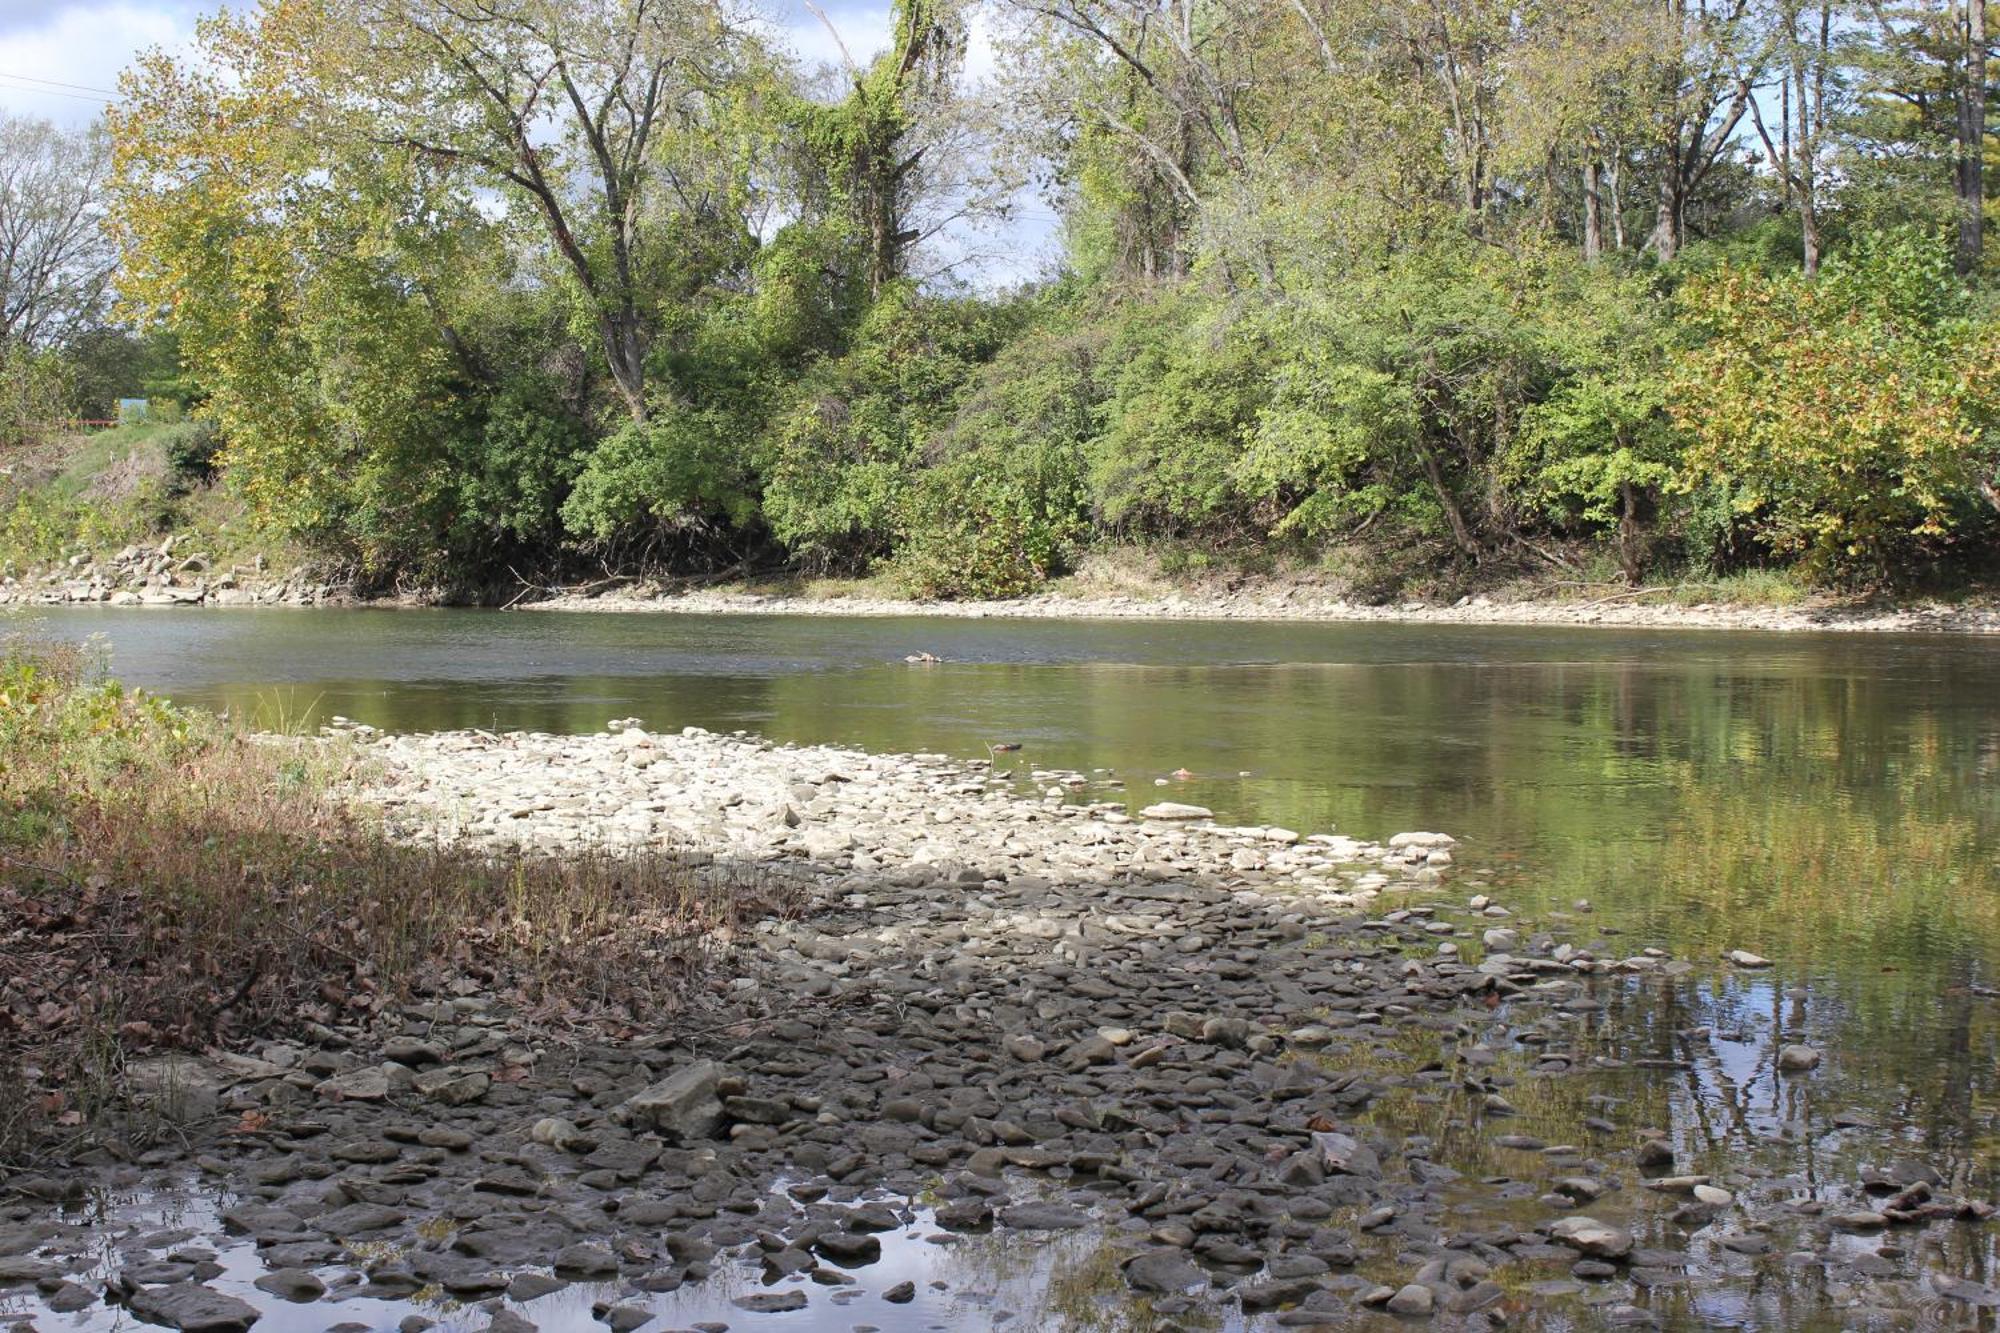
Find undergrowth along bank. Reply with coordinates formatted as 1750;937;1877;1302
0;634;792;1161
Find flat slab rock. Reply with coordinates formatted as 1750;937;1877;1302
1546;1215;1634;1259
998;1203;1093;1230
127;1283;262;1332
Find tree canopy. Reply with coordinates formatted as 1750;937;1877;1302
2;0;1991;594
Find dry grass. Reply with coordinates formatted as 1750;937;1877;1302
0;634;794;1158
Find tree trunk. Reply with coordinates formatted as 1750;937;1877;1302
1618;481;1646;584
599;310;648;422
1583;161;1605;262
1413;359;1480;560
1795;45;1820;276
1653;164;1683;263
1416;429;1479;559
1957;0;1988;275
1608;157;1626;250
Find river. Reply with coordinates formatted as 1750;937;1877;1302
21;604;2000;1328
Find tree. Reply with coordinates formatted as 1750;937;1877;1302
1842;1;1991;263
794;0;972;297
0;115;115;348
1953;0;1988;273
248;0;751;422
1644;1;1765;264
1747;1;1837;274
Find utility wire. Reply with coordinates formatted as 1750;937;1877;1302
0;71;120;96
0;81;113;105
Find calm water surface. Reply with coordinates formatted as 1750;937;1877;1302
20;604;2000;1329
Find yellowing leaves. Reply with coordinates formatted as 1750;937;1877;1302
1667;229;2000;578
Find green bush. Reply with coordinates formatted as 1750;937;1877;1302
759;285;1023;571
1086;294;1266;537
561;404;758;547
159;419;222;490
1668;228;2000;580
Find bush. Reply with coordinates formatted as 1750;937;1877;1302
158;419;222;490
890;324;1096;599
561;404;759;548
1668;228;2000;580
1087;294;1266;537
759;285;1022;571
894;461;1086;599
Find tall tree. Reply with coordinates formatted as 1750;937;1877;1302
175;0;751;423
797;0;969;297
1954;0;1988;272
0;115;115;348
1646;0;1765;262
1750;1;1837;274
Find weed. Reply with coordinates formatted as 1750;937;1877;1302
0;636;793;1161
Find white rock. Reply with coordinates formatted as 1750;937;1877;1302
1140;802;1213;821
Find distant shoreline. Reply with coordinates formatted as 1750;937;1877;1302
520;582;2000;636
12;566;2000;634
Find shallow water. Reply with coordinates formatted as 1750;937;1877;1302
19;605;2000;1329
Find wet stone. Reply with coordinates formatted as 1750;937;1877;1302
997;1203;1091;1230
126;1283;262;1333
553;1243;619;1277
1123;1250;1206;1294
814;1232;882;1266
250;1269;325;1302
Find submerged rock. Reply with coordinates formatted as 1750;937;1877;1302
1777;1044;1822;1072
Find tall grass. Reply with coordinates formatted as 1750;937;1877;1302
0;634;791;1158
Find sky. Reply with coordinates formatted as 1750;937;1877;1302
0;0;901;120
0;0;1055;284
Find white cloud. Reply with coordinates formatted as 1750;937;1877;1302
0;0;196;126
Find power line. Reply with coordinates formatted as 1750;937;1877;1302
0;71;120;97
0;80;113;105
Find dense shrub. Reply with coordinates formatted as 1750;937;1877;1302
159;419;222;490
1668;229;2000;579
759;285;1023;572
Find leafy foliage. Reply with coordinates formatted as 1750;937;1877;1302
1669;228;2000;576
67;0;1999;596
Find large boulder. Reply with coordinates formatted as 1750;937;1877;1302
619;1060;725;1141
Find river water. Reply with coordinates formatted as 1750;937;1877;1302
19;605;2000;1329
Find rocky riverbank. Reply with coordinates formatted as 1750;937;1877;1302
0;535;345;608
527;582;2000;636
3;720;1995;1331
9;540;2000;634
